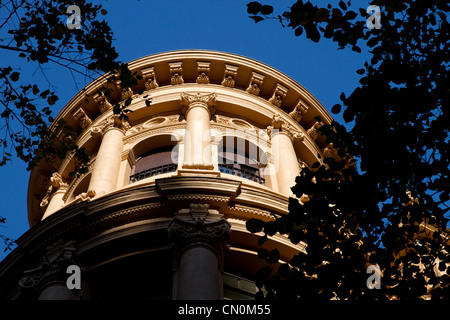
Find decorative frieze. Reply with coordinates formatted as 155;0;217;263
196;61;210;84
169;62;184;85
221;64;238;88
72;107;92;129
268;83;288;107
246;71;265;96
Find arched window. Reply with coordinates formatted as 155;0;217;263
218;136;265;185
130;145;178;183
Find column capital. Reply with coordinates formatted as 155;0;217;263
168;203;230;257
180;92;216;119
267;114;304;143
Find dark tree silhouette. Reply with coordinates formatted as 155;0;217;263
246;0;450;300
0;0;148;252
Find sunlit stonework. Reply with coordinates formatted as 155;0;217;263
0;50;335;300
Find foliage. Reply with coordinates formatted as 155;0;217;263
0;0;149;252
246;0;450;300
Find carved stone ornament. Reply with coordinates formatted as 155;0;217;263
169;62;184;85
72;107;92;129
40;173;69;208
74;189;96;202
180;92;216;120
266;114;303;142
93;91;113;113
145;77;159;90
104;115;131;134
221;64;238;88
168;203;231;256
246;71;265;96
121;87;133;100
322;143;336;158
268;83;288;108
307;121;323;141
18;239;81;295
141;66;159;90
196;61;210;84
289;100;309;122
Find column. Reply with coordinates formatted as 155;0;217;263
269;114;303;197
180;92;216;170
87;117;130;198
40;173;69;220
169;204;230;300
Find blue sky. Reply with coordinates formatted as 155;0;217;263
0;0;372;261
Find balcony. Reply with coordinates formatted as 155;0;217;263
219;163;265;185
130;163;178;183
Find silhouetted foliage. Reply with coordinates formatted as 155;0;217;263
0;0;149;252
246;0;450;300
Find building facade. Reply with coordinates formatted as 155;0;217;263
0;50;334;300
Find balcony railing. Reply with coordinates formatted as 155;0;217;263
130;163;178;183
219;163;265;185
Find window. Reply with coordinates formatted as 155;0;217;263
130;145;178;183
218;136;265;185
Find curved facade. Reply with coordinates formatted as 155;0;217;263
0;50;334;300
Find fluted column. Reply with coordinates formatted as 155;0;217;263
268;114;303;196
40;173;69;220
87;117;130;198
169;204;230;300
180;92;216;170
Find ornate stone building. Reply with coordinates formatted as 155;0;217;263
0;50;334;300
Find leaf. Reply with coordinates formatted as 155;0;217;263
294;26;303;36
331;104;342;114
260;5;273;15
247;1;262;14
339;0;347;10
47;95;59;105
352;45;361;53
19;52;26;58
267;249;280;263
356;68;365;75
100;9;108;15
340;92;346;101
316;8;330;22
305;25;320;42
258;234;268;246
10;72;20;82
278;263;290;278
249;15;264;23
246;218;265;233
